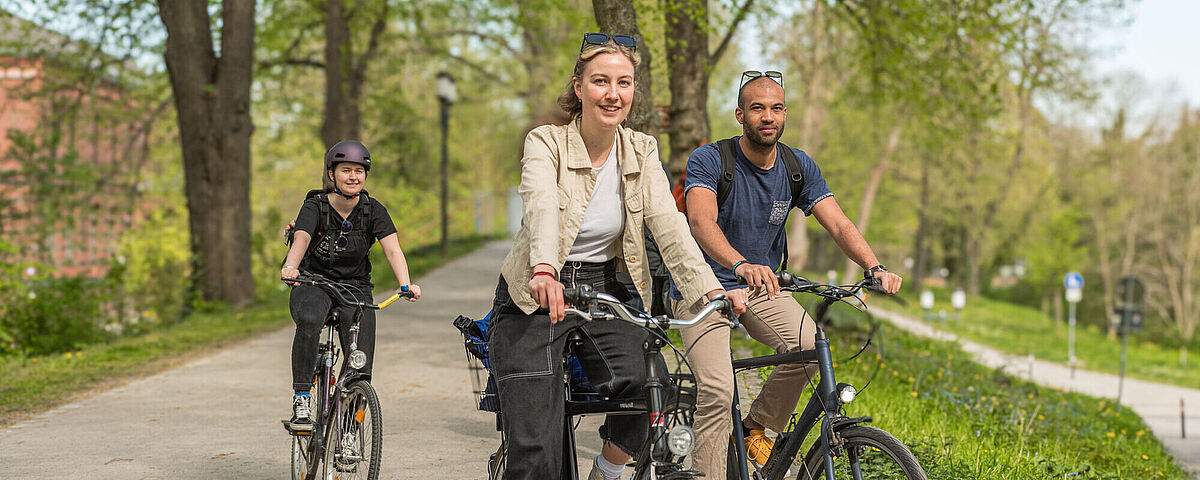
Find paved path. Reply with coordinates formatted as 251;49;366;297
873;308;1200;477
0;241;553;479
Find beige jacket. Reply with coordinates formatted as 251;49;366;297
500;120;722;314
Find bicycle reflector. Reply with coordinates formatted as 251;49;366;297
837;383;857;405
667;425;696;456
349;349;368;369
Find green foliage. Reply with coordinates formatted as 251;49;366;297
109;207;193;327
2;275;110;357
732;294;1188;478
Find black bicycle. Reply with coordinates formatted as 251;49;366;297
725;272;926;480
282;273;412;480
455;285;738;480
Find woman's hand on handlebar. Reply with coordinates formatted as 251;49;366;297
530;264;566;323
734;262;780;300
724;288;749;315
281;265;300;286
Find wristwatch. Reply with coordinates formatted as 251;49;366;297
865;264;887;278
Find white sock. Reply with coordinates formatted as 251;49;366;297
594;453;625;480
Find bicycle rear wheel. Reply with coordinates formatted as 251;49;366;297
797;426;925;480
323;380;383;480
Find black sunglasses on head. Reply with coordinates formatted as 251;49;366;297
740;70;784;88
580;32;637;52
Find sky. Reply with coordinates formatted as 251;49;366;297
1091;0;1200;108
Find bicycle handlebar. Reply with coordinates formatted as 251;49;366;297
738;270;900;302
562;284;739;330
282;273;413;309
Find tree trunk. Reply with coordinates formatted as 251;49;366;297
322;0;351;150
158;0;256;307
842;125;901;283
663;0;710;178
911;154;931;292
593;0;658;136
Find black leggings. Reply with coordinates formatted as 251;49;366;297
290;284;377;392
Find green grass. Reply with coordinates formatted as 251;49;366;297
731;298;1188;479
891;285;1200;389
0;235;495;427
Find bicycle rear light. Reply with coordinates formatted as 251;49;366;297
349;349;368;369
837;383;857;405
667;425;696;456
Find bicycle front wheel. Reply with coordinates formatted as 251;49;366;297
322;380;384;480
798;426;925;480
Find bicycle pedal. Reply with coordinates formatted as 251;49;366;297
658;469;704;479
281;419;313;435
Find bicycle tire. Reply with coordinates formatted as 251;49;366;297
796;426;925;480
323;380;384;480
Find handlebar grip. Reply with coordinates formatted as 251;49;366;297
562;284;596;306
861;277;889;295
377;293;402;308
736;270;814;289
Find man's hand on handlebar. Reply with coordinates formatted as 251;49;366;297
872;271;903;294
733;262;780;300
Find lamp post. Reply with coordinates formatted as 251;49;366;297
436;71;457;255
951;287;966;321
920;289;934;321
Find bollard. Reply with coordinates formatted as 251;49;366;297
1182;398;1187;439
1028;353;1035;379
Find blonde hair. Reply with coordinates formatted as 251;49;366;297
556;40;641;120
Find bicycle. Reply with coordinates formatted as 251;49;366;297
724;272;926;480
454;284;739;480
282;272;413;480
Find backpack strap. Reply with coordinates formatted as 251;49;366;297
776;142;804;272
715;138;738;207
357;191;374;237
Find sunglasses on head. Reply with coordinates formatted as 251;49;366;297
740;70;784;88
580;32;637;52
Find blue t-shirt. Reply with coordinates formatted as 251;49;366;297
670;138;833;298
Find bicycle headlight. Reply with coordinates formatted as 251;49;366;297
667;425;695;456
348;349;368;370
837;383;857;405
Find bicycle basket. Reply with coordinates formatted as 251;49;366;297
453;312;500;413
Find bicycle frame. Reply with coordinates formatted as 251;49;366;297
727;281;879;480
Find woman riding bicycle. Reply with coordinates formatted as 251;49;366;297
487;33;724;480
280;140;421;432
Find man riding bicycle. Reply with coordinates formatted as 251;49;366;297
669;71;903;479
281;140;422;432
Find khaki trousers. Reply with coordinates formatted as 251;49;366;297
673;290;817;480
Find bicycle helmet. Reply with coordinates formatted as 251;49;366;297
324;140;371;172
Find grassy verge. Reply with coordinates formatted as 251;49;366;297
731;298;1187;479
890;285;1199;389
0;235;496;427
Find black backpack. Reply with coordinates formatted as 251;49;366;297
283;189;374;267
646;138;804;316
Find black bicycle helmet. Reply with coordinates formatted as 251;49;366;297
324;140;371;171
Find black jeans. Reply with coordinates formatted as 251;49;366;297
290;284;377;392
489;261;667;480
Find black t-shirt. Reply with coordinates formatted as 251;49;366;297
293;194;398;285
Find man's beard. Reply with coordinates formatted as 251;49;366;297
744;121;785;148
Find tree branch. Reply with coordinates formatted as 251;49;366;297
709;0;756;65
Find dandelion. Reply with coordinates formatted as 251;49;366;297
1037;415;1044;420
982;396;988;402
31;358;38;363
911;391;918;397
1136;430;1146;436
1107;432;1116;438
907;376;915;383
1142;454;1149;460
65;352;72;359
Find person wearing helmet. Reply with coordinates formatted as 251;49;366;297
280;140;422;432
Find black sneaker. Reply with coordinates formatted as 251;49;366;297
288;394;313;432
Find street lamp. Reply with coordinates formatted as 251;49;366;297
950;287;966;320
436;71;457;255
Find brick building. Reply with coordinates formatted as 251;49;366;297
1;14;150;278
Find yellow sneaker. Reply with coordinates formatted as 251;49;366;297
744;429;774;466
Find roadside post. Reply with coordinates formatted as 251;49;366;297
920;289;934;321
1064;271;1083;379
951;287;966;321
1113;275;1145;412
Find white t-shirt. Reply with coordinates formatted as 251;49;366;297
566;141;624;262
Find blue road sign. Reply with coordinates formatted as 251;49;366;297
1065;271;1083;290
